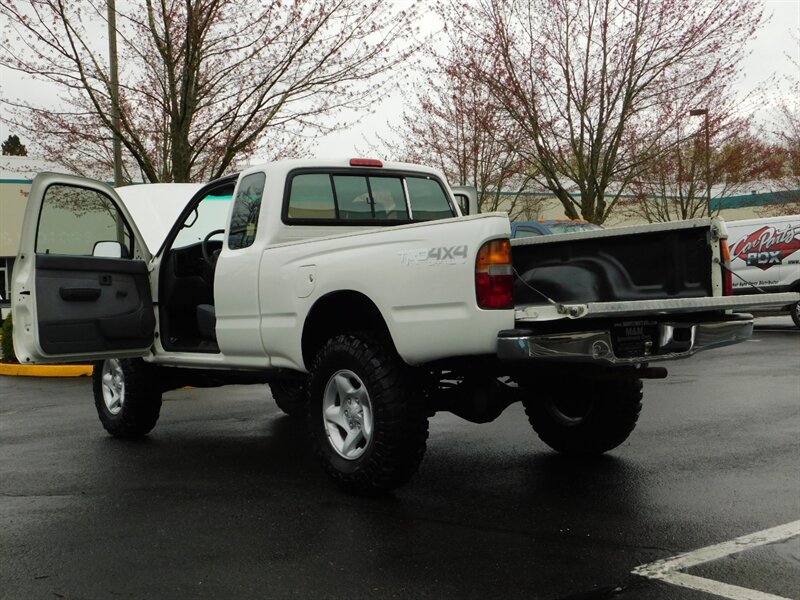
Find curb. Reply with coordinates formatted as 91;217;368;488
0;363;93;377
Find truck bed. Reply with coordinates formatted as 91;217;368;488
511;219;715;306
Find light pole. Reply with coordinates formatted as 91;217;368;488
107;0;123;188
689;108;711;216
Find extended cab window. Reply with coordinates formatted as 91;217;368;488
228;172;266;249
36;184;133;258
285;171;451;224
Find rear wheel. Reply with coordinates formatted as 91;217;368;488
790;301;800;329
307;333;429;494
93;358;162;439
269;381;307;418
522;379;642;455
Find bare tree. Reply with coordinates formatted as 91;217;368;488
0;0;421;182
381;45;541;219
382;41;544;220
440;0;764;224
758;31;800;217
623;107;784;222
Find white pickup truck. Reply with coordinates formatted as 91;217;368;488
12;159;798;494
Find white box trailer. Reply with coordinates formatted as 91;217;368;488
727;214;800;327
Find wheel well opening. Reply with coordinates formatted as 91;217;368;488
301;291;393;366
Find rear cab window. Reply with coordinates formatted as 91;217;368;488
283;169;455;225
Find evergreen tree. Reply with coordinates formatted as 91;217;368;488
1;134;27;156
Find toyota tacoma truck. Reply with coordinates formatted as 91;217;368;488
11;159;798;494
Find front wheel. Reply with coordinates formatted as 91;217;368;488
307;333;429;495
790;301;800;329
522;379;642;455
93;358;162;439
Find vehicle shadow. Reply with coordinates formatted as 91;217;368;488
89;413;327;495
417;446;648;512
76;412;654;600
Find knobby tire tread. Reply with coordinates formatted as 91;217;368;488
93;359;162;439
791;301;800;329
308;332;429;495
523;378;643;455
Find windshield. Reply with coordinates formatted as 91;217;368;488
172;192;233;249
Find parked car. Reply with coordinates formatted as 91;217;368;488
511;219;602;238
726;214;800;328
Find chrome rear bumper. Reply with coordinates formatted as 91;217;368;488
497;317;754;365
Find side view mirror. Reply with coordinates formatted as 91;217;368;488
93;241;126;258
451;186;478;216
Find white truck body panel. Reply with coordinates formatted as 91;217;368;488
207;161;511;370
511;217;719;241
520;293;800;321
240;213;512;371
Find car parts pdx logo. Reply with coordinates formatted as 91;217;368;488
731;224;800;270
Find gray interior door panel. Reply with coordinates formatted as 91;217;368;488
35;254;154;354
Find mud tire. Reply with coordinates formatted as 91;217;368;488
790;301;800;329
93;358;162;439
522;379;643;455
307;333;429;495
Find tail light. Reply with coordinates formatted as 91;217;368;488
720;240;733;296
476;239;513;309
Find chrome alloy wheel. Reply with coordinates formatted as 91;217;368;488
101;359;125;415
322;369;374;460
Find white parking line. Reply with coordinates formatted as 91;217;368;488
632;520;800;600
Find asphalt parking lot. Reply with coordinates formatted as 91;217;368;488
1;317;798;600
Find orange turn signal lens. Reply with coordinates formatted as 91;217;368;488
476;239;513;309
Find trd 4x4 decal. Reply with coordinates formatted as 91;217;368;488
399;245;469;266
731;224;800;271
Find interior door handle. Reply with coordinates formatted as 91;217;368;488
59;287;101;301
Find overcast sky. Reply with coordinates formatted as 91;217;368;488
312;0;800;158
1;0;798;162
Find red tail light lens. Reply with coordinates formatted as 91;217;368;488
476;239;513;309
349;158;383;167
720;240;733;296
